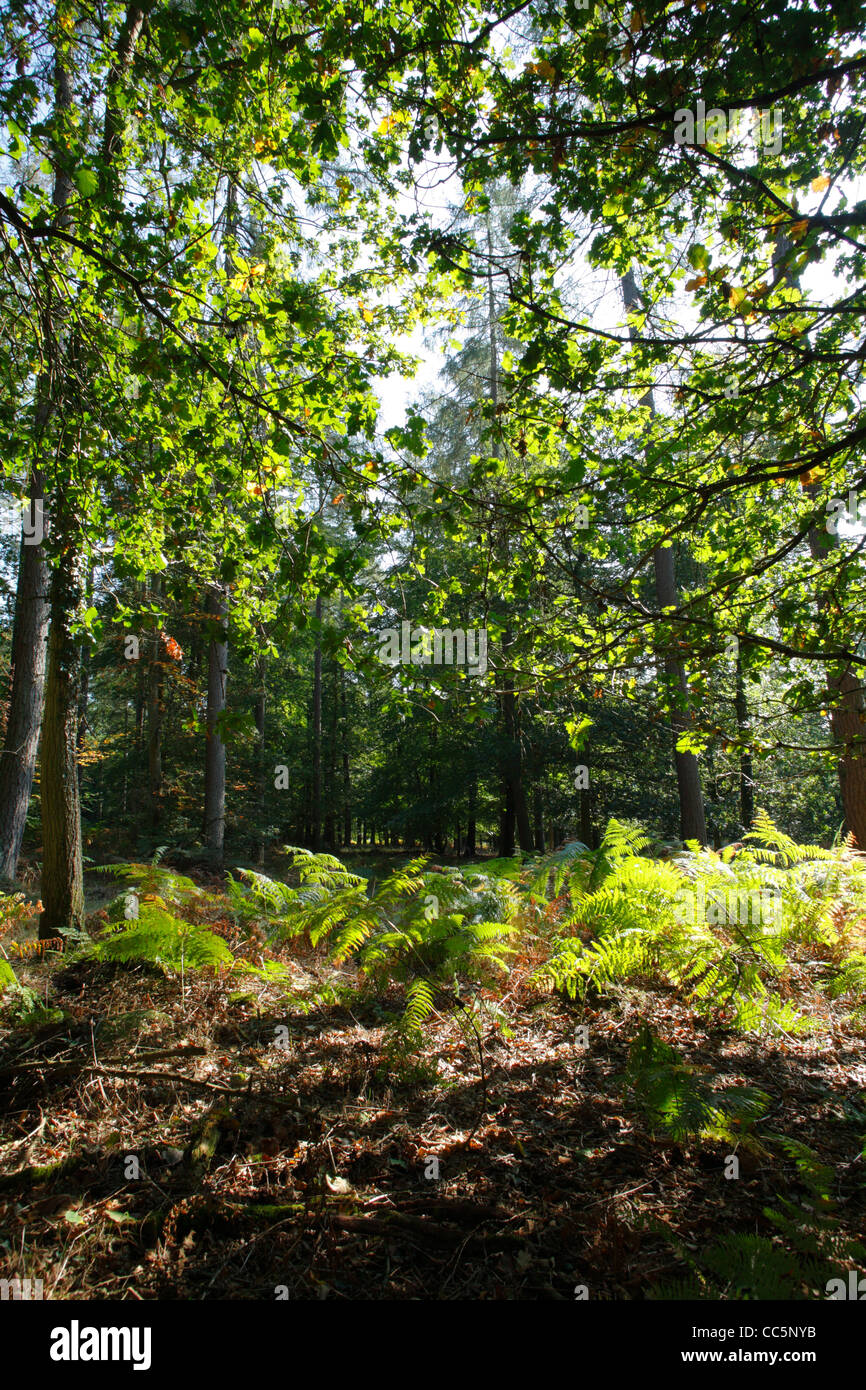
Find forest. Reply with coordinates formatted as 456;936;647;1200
0;0;865;1331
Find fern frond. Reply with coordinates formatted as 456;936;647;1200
89;905;233;974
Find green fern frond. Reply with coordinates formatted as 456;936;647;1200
743;809;834;869
767;1136;835;1202
88;905;233;974
623;1026;770;1143
404;978;436;1029
826;953;866;1000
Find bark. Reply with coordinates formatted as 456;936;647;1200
0;509;50;880
533;786;545;853
579;775;593;849
499;781;515;857
324;663;337;848
99;7;147;174
341;669;351;847
621;269;707;843
121;699;129;819
771;227;866;849
653;544;708;843
204;585;228;865
486;223;533;855
502;676;533;852
807;522;866;847
133;601;146;755
826;670;866;848
311;592;323;851
76;569;94;793
466;779;476;857
39;543;85;939
0;33;74;881
734;651;755;831
146;577;163;829
40;3;147;925
254;660;266;864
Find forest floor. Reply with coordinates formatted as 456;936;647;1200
1;862;865;1300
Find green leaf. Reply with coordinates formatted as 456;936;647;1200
74;169;98;198
566;716;594;753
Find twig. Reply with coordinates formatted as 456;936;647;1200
0;1047;207;1076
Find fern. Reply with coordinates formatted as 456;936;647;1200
533;819;831;1036
94;860;198;905
650;1201;865;1300
767;1136;835;1204
623;1025;769;1144
645;1103;864;1299
87;904;233;974
826;953;866;1001
221;853;518;1050
743;808;835;869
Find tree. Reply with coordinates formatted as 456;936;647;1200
0;19;71;881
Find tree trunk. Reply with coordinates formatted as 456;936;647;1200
533;786;545;853
484;223;534;857
204;584;228;866
807;520;866;846
324;662;337;848
826;669;866;848
39;543;85;939
734;651;754;831
621;268;707;843
121;699;129;820
254;659;266;864
466;776;477;857
653;546;708;843
76;572;93;795
579;778;593;849
0;511;50;881
499;781;515;856
341;670;351;847
311;592;322;852
147;577;163;830
502;678;534;852
773;224;866;848
0;35;74;882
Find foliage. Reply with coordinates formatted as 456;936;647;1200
232;850;517;1042
623;1025;770;1147
0;890;44;1000
648;1145;866;1300
86;904;233;976
531;814;861;1036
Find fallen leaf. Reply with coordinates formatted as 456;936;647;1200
325;1174;352;1194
